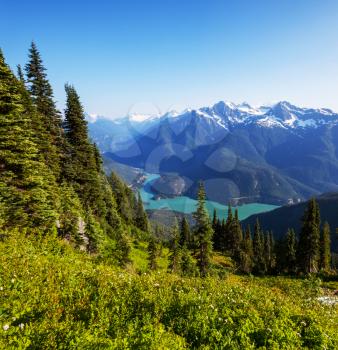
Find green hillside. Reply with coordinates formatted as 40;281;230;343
1;231;337;349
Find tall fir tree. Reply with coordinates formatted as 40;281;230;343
212;209;223;251
16;64;25;84
320;222;331;271
285;228;297;274
264;231;275;274
297;198;321;273
239;225;254;273
147;237;159;270
253;219;266;275
229;209;243;260
180;217;191;247
193;182;213;276
0;50;57;232
63;84;105;212
108;171;134;224
135;191;149;232
24;42;63;178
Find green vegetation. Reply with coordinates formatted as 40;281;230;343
1;231;337;349
1;43;337;348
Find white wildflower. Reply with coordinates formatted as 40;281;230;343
11;279;15;283
3;324;9;331
19;323;24;330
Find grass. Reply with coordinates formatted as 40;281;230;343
0;231;337;349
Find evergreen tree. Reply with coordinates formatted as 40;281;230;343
285;229;297;274
212;208;217;230
264;231;275;274
16;64;25;84
222;204;233;252
180;244;197;276
212;209;223;251
147;237;159;270
320;222;331;271
229;209;243;260
108;171;134;223
193;182;213;276
0;50;57;232
239;225;253;273
297;198;321;273
24;42;63;178
180;217;191;247
169;220;181;273
63;84;105;212
135;192;149;232
253;219;266;275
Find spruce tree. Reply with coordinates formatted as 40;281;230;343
264;231;275;274
297;198;321;273
147;237;159;270
229;209;243;260
285;229;297;274
222;204;233;252
239;225;253;273
24;42;63;178
63;84;104;210
16;64;25;84
253;219;266;275
135;191;149;232
212;209;223;251
108;171;134;223
320;222;331;271
0;50;57;232
180;244;197;276
193;182;213;276
169;219;181;273
180;217;191;246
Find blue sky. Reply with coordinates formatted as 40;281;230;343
1;0;338;118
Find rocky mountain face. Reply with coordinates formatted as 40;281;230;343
89;101;338;205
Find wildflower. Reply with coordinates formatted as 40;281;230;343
0;287;3;291
154;283;160;287
19;323;24;330
11;279;15;283
3;324;9;331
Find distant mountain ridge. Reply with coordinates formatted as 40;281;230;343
242;192;338;252
89;101;338;205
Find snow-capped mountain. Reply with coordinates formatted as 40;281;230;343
89;101;338;206
121;100;338;128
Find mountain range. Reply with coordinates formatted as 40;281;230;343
89;101;338;205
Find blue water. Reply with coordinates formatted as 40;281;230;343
140;174;279;221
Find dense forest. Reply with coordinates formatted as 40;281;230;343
0;44;337;348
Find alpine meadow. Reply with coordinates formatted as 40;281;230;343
1;1;338;349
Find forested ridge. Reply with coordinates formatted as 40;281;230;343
0;43;148;264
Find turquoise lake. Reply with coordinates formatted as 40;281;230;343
140;174;279;221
